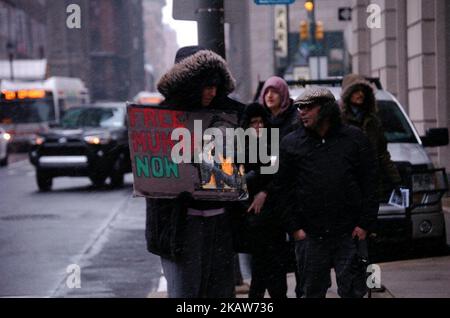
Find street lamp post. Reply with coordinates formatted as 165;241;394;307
304;0;321;79
197;0;225;59
6;42;15;81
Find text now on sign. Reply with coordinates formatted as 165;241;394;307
254;0;296;5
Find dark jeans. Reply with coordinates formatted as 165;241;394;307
249;241;288;299
295;234;368;298
161;213;235;298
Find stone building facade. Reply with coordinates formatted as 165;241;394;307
350;0;450;171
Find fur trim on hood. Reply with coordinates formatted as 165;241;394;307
341;74;377;114
157;50;236;107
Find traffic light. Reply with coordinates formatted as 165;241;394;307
299;21;309;40
304;0;314;12
316;21;324;41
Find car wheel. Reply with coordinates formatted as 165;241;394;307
37;171;52;191
0;155;7;167
90;175;107;187
110;156;124;188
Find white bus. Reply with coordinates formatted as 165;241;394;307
0;77;90;150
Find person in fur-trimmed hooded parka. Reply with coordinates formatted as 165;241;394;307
340;74;401;200
145;46;244;298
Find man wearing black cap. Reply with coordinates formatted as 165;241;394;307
145;46;243;298
276;87;378;298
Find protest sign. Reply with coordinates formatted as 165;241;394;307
127;104;248;201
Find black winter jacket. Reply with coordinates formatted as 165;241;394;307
268;101;300;140
277;124;379;238
145;50;243;260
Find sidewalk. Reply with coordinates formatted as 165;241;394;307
149;255;450;298
374;256;450;298
148;198;450;299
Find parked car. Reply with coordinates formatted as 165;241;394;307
0;127;11;166
255;78;449;249
29;102;131;191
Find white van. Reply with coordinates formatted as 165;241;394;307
0;77;90;150
133;91;164;105
255;78;449;248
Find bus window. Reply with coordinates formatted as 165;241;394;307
0;99;56;124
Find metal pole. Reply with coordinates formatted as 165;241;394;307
306;1;320;79
9;53;14;81
286;4;290;75
197;0;225;59
6;42;15;81
310;3;320;79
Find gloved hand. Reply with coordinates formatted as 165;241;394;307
176;191;194;207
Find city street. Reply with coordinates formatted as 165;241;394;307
0;158;160;298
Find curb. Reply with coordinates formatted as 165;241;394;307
370;286;395;298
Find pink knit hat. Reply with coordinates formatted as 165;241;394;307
259;76;291;114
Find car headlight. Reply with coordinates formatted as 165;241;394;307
411;170;448;206
84;134;111;145
2;133;11;141
33;136;45;145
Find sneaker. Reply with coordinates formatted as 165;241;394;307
235;283;250;295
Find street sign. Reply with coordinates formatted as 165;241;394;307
338;7;352;21
274;5;288;58
254;0;296;5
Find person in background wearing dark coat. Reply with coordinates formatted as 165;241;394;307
258;76;301;296
278;87;379;298
340;74;401;201
240;102;288;299
145;46;243;298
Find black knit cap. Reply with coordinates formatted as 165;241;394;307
174;45;207;64
241;103;270;129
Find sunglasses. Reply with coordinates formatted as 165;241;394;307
297;104;319;111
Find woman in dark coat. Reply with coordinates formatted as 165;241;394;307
340;74;401;200
240;102;288;299
258;76;301;296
